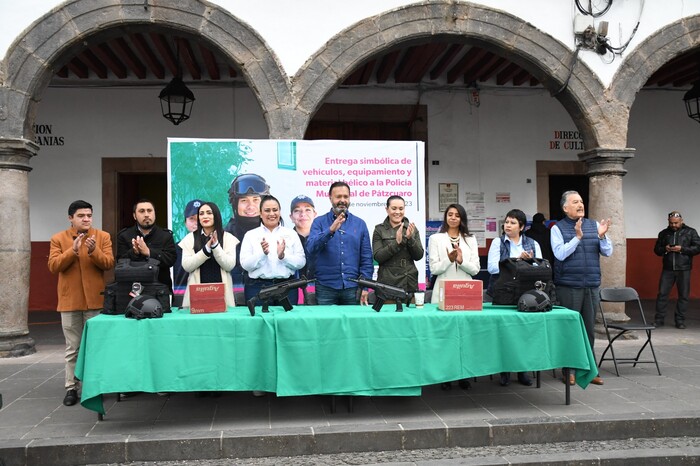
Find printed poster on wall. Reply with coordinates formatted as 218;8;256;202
167;138;426;294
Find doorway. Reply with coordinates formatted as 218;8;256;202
535;160;587;220
102;157;168;250
548;175;589;220
118;173;168;231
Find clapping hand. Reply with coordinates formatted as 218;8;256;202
131;236;150;257
85;234;96;254
277;238;286;260
72;233;84;255
207;231;218;249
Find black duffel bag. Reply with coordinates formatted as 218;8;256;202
102;281;171;315
114;258;160;283
492;258;555;305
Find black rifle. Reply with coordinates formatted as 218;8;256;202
247;276;315;316
350;276;409;312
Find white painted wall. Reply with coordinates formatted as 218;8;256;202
2;1;700;85
29;86;266;239
31;82;697;242
626;88;700;237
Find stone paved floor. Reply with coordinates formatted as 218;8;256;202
1;303;699;465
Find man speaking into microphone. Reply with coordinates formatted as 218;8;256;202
306;181;373;305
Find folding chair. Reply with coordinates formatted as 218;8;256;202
598;287;661;376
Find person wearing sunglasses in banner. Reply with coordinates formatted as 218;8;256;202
653;211;700;329
180;201;238;308
240;195;306;307
372;195;424;300
487;209;541;387
224;173;272;288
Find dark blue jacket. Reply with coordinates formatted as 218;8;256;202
553;217;602;287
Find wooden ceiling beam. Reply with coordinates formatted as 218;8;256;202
130;33;165;79
407;42;447;82
199;44;220;80
430;44;463;80
91;43;127;79
671;69;699;87
150;33;178;77
178;38;201;80
359;59;376;84
512;68;531;86
112;37;147;79
657;62;698;86
447;47;487;84
67;57;89;79
376;50;401;83
496;62;520;85
395;46;424;83
79;49;108;79
646;54;696;86
478;56;506;82
462;51;496;84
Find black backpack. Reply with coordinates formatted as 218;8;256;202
102;281;171;315
492;258;556;305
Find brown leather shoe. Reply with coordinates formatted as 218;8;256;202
562;374;576;385
590;376;604;385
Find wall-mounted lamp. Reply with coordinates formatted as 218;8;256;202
683;78;700;124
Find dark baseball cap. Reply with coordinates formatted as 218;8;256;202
290;195;315;212
184;199;203;218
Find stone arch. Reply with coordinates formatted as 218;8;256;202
289;0;611;147
610;14;700;132
0;0;291;141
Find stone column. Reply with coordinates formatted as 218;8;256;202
0;138;38;357
580;147;635;323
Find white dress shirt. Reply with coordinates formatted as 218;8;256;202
239;224;306;279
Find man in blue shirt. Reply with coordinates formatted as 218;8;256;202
551;190;612;386
306;181;373;305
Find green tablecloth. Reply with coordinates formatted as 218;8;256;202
273;304;597;396
75;304;597;414
75;307;277;413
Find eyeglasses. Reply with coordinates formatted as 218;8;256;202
668;212;682;218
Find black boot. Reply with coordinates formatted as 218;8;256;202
499;373;510;386
517;372;533;386
458;379;472;390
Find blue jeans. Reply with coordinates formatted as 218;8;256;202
556;285;599;352
315;283;359;305
655;269;691;324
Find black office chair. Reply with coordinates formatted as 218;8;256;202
598;287;661;376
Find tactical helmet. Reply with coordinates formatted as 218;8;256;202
228;174;270;216
517;289;552;312
125;295;164;319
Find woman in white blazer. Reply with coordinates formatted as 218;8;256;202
179;201;239;308
428;203;481;304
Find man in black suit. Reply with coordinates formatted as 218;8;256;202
117;198;176;290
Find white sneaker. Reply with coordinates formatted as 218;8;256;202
252;390;265;397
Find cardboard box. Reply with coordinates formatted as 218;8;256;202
189;283;227;314
438;279;483;311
